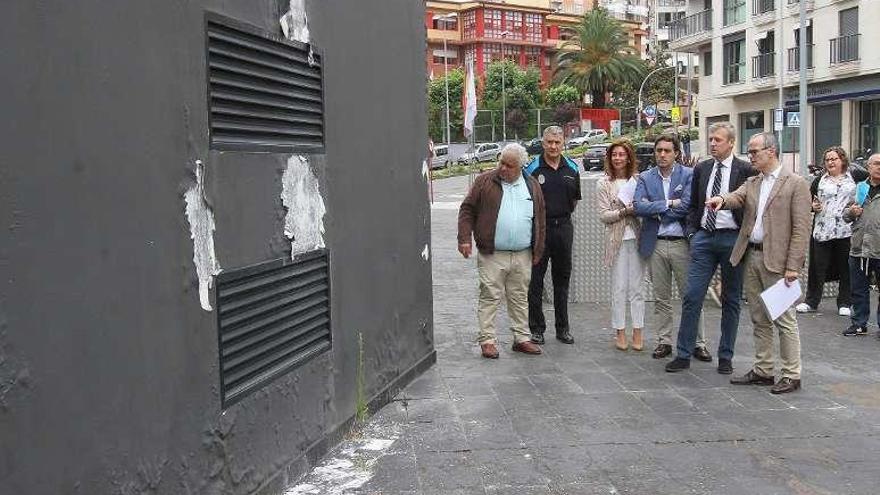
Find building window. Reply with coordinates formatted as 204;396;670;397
464;46;476;66
525;46;541;67
723;34;745;84
525;13;543;43
860;100;880;155
723;0;746;26
703;50;713;76
484;9;503;38
504;11;523;39
462;11;476;39
503;44;520;62
483;43;502;63
432;18;458;31
739;111;765;154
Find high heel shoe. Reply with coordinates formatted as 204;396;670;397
631;328;643;352
615;329;628;351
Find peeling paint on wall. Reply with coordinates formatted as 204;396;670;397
280;0;316;65
281;155;326;257
421;244;430;261
184;160;221;311
421;159;428;180
0;318;31;412
283;423;399;495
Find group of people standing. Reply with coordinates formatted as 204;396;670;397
457;122;878;396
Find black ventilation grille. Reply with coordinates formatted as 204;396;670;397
216;250;331;407
206;13;325;152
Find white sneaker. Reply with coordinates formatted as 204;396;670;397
838;307;852;317
795;303;814;313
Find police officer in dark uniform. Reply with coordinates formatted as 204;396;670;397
525;126;582;344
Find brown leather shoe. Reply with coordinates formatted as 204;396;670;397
652;344;672;359
480;342;499;359
770;377;801;394
512;340;542;355
693;347;713;362
730;370;774;386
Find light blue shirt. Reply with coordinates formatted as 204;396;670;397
494;174;533;251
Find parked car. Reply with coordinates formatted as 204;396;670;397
566;129;608;149
582;143;611;171
430;144;450;169
522;138;543;156
457;142;501;165
634;142;656;172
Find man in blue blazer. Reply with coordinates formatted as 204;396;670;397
634;135;710;360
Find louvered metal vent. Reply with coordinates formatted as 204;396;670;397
206;13;325;152
216;250;331;407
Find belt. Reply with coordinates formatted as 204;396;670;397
656;235;685;241
748;242;763;251
702;228;737;233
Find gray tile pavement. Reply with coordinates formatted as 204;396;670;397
290;175;880;495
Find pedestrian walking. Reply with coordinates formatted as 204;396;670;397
634;134;709;359
525;126;581;346
666;122;757;375
706;132;811;394
458;143;546;358
597;140;645;351
797;147;858;316
841;153;880;337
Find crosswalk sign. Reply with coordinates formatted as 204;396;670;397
787;112;801;127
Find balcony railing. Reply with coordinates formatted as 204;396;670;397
724;61;746;85
830;34;860;64
751;52;775;78
752;0;775;15
657;0;686;7
670;9;712;42
787;44;814;71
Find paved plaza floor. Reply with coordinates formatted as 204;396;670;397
287;175;880;495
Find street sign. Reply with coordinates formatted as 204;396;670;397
774;108;784;131
787;112;801;127
610;120;621;137
643;105;656;126
671;106;681;123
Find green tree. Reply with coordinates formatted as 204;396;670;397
427;68;465;142
610;46;676;126
481;61;543;140
544;84;580;109
553;8;644;108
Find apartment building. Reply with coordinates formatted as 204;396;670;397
670;0;879;165
426;0;648;87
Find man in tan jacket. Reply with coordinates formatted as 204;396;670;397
705;132;811;394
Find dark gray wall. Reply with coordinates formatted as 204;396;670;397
0;1;432;494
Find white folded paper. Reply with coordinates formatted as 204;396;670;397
617;177;637;205
760;278;802;321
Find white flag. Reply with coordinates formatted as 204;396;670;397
463;61;477;138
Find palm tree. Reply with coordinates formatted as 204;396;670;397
553;8;645;108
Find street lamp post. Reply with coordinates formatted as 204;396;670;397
501;31;511;143
637;65;675;132
434;13;458;149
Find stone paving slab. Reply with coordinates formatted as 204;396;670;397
286;176;880;495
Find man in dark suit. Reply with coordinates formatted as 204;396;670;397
666;122;757;375
634;134;709;359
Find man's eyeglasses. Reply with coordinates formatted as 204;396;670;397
746;147;769;156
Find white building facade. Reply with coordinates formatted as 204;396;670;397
670;0;879;165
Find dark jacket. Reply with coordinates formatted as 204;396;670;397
457;168;546;262
686;155;757;235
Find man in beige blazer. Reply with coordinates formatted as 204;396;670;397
705;132;811;394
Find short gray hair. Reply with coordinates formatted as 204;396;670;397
543;125;564;138
868;153;880;166
500;143;529;168
708;122;736;142
751;132;779;157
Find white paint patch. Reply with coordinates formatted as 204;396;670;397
184;160;221;311
421;244;430;261
284;424;400;495
421;159;428;179
281;155;326;257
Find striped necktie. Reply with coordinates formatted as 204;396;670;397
705;162;724;231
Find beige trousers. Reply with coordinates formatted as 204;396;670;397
477;249;533;344
743;249;802;379
649;239;707;348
